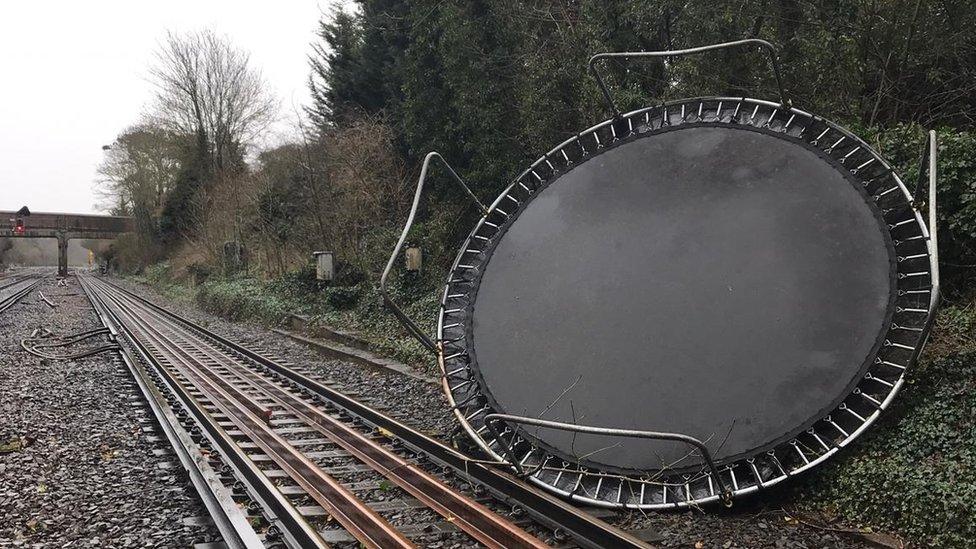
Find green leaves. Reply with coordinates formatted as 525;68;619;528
802;351;976;547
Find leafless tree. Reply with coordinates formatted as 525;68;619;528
149;29;278;173
95;123;180;216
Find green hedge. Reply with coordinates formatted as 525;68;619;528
801;351;976;547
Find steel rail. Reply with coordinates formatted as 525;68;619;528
105;287;548;549
90;279;412;549
79;277;264;549
83;278;328;549
0;275;29;292
90;277;653;549
0;277;42;314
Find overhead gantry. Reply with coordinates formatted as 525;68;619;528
1;209;135;276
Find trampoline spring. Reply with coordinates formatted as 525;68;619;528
812;127;830;145
827;136;846;152
449;379;474;393
896;305;928;312
876;186;900;198
572;472;584;495
854;389;883;408
531;170;543;183
728;467;739;490
783;113;796;129
841;146;861;162
763;108;777;128
855;158;876;172
878;358;907;370
553;468;564;487
825;416;850;438
504;194;521;206
495;208;510;218
610;123;617;140
593;131;603;148
576;136;588;156
732;101;742;119
749;104;760;122
627;117;634;134
560;149;571;163
791;441;810;465
886;340;915;351
715;101;724;120
865;374;895;388
545;158;556;172
697;102;704;121
464;406;488;422
639;482;647;504
899;253;928;261
840;403;867;422
900;288;931;295
766;451;787;476
680;104;686;120
807;430;831;452
748;459;763;487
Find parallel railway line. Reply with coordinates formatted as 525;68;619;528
81;275;650;549
0;274;42;314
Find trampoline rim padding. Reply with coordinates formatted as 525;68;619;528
437;97;937;509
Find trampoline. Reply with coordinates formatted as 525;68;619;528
383;40;940;508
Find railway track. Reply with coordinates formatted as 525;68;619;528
81;275;651;549
0;274;42;314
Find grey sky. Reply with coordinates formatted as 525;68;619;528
1;1;345;215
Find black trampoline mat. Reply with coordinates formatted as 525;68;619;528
469;125;895;471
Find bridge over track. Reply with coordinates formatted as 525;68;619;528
0;210;135;276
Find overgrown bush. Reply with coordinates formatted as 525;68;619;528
867;125;976;293
801;351;976;547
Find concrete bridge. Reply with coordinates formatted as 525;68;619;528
1;209;135;276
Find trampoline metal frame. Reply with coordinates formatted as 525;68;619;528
382;44;941;509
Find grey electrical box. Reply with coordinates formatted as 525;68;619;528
405;246;422;272
313;251;334;281
223;241;246;275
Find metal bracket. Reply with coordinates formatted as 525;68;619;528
589;38;791;118
381;152;487;354
484;413;734;507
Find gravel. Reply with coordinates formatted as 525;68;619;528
113;276;879;549
0;271;218;548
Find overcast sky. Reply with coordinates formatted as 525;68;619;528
0;1;346;215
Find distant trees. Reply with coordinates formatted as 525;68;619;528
145;29;278;245
150;30;277;172
96;124;181;218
